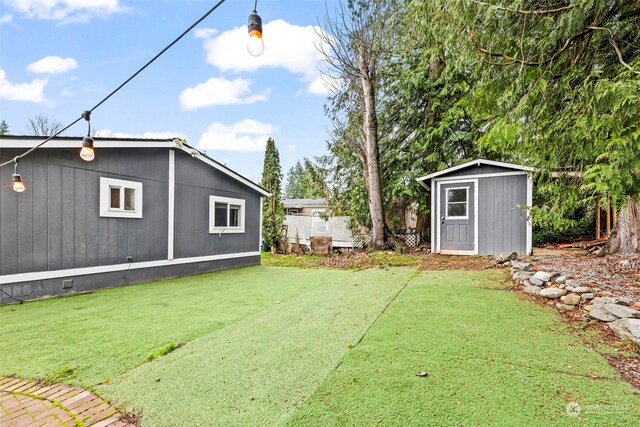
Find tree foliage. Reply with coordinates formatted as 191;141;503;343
0;120;9;135
284;159;327;199
261;138;284;251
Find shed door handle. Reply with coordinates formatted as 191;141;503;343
441;216;445;224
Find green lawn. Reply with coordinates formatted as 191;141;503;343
1;266;638;426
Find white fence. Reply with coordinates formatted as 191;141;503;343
284;215;355;248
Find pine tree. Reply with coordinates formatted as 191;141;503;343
0;120;9;135
261;138;284;252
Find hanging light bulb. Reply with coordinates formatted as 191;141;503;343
80;110;95;161
12;159;25;193
80;135;95;161
247;8;264;57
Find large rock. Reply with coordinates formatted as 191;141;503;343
592;297;631;306
589;305;617;322
539;288;567;299
555;276;566;284
565;279;580;288
628;319;640;338
581;293;595;301
511;261;532;271
533;271;555;282
496;252;517;264
604;304;640;319
523;286;541;295
573;287;592;294
556;303;575;312
562;294;581;306
608;319;640;344
529;277;545;287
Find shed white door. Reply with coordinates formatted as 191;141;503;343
439;182;475;253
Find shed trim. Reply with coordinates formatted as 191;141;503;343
416;159;535;182
0;251;260;285
526;174;533;255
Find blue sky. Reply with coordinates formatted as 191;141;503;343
0;0;338;183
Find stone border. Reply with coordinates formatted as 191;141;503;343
0;376;134;426
501;256;640;345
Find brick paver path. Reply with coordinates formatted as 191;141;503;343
0;376;134;427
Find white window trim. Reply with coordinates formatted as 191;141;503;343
445;186;469;220
209;196;246;234
99;177;143;219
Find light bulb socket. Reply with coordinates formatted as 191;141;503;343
248;10;262;35
82;135;94;148
12;173;22;182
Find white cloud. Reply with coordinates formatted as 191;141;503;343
0;14;12;24
287;144;296;151
94;129;187;140
179;76;268;111
0;69;47;103
194;28;218;39
4;0;126;22
198;19;330;95
198;119;275;152
27;56;78;74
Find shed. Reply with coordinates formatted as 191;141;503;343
0;135;270;303
416;159;534;256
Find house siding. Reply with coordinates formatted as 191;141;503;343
0;142;264;303
442;164;516;177
0;148;169;277
173;150;262;258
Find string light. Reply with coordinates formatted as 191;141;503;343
247;1;264;57
80;111;95;161
12;158;25;193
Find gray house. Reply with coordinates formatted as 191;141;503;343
0;135;269;303
416;159;534;256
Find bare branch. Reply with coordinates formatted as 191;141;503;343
588;26;640;75
469;0;579;16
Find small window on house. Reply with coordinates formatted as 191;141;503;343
210;196;245;233
286;208;299;216
446;188;468;219
100;178;143;218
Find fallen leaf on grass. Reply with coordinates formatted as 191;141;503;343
415;371;428;377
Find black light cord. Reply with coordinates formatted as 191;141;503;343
0;0;228;169
0;288;24;304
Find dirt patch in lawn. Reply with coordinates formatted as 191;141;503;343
604;355;640;389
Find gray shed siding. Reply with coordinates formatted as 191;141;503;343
0;147;169;276
430;164;529;256
443;164;516;178
477;175;527;255
173;150;262;258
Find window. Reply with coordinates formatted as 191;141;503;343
100;178;143;218
209;196;245;233
286;208;299;216
446;187;468;219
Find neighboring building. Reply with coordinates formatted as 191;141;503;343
0;136;269;303
416;159;534;256
282;198;356;249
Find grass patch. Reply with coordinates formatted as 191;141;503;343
2;267;638;426
145;343;183;363
261;252;326;268
288;271;640;426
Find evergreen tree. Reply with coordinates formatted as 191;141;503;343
260;138;284;251
284;159;327;199
0;120;9;135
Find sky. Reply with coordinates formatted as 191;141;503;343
0;0;338;184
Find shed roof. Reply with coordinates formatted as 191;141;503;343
0;135;270;197
416;158;534;187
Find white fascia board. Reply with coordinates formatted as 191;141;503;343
416;158;536;182
0;252;260;285
416;178;431;190
0;138;176;149
176;145;271;197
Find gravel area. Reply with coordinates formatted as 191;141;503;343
532;252;640;304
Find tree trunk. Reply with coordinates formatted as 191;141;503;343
358;45;386;250
607;196;640;254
